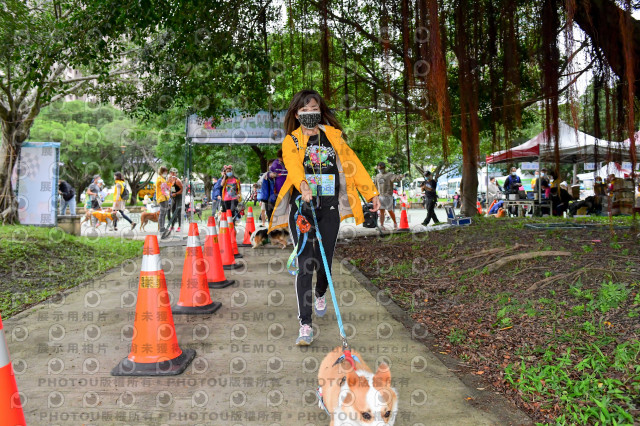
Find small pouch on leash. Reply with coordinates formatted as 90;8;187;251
287;197;311;275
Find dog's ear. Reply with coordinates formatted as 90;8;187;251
346;369;360;388
373;363;392;389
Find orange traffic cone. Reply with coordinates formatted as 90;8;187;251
398;202;410;230
203;216;235;289
239;206;256;247
111;235;195;376
219;213;242;270
487;199;497;214
226;210;243;259
0;315;26;425
172;223;222;315
477;200;483;215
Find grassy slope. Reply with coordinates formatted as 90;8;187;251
338;215;640;425
0;226;143;318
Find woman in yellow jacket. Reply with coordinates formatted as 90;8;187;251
113;172;137;231
155;166;170;234
269;89;380;345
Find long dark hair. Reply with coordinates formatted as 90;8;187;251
284;89;343;136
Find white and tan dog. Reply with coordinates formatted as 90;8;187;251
318;347;398;426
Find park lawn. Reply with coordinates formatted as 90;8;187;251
338;215;640;425
0;225;143;319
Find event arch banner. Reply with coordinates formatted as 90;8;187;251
186;110;286;145
13;142;60;226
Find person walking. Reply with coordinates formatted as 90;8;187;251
374;162;406;230
421;171;440;226
257;159;276;226
269;89;380;346
211;173;223;216
112;172;137;231
161;168;184;239
155;166;170;234
220;165;241;221
86;175;102;210
58;180;76;215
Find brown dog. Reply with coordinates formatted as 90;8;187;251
317;347;398;426
140;211;160;232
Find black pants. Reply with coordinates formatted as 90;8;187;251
224;199;239;220
168;196;182;228
422;198;439;225
114;210;132;228
265;201;275;224
289;204;340;326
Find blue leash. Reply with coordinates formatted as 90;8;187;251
307;200;354;354
286;196;309;275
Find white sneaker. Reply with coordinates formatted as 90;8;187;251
315;296;327;317
296;324;313;345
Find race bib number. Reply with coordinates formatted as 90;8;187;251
306;174;336;196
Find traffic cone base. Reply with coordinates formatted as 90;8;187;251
209;278;236;289
112;348;195;376
234;253;244;259
172;301;222;315
223;262;244;270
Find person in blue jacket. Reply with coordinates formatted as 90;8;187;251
211;172;223;214
259;161;277;226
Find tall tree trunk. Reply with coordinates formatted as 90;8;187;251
250;145;268;172
454;0;480;217
201;174;213;202
0;118;25;224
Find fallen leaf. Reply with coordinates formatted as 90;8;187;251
476;371;485;375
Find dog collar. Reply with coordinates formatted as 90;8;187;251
332;351;360;370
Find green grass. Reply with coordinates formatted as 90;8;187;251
0;225;143;318
504;341;639;425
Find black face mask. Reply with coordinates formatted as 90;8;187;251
298;112;322;129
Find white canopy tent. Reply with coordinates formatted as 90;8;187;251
577;162;632;181
486;120;640;165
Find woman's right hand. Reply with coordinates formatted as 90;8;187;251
300;181;313;203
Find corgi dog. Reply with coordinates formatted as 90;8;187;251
250;228;290;249
318;347;398;426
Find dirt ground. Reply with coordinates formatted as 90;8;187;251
337;217;640;424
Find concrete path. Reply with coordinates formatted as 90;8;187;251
4;237;531;425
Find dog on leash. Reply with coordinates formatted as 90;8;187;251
317;347;398;426
81;208;117;229
140;211;160;231
250;228;290;249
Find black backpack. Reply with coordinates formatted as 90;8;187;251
120;183;130;200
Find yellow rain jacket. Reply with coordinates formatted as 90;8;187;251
269;124;379;231
155;175;169;203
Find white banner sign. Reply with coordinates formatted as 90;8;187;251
584;163;596;171
13;142;60;226
186;110;287;145
520;162;539;170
